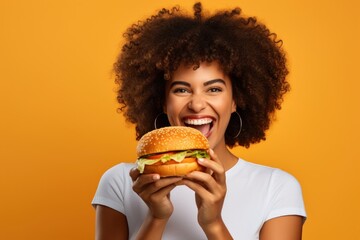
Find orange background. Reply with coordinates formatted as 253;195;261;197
0;0;359;239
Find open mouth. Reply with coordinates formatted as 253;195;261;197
184;117;214;137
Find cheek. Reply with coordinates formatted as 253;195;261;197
165;97;185;120
165;96;178;112
214;98;234;114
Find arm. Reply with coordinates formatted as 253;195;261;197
199;219;233;240
260;215;304;240
176;149;233;239
94;187;173;240
95;205;128;240
259;168;306;239
129;168;182;240
135;213;169;240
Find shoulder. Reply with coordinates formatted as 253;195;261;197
98;163;136;186
102;162;135;177
270;168;301;188
239;159;299;183
265;167;307;220
246;161;302;192
94;163;136;197
244;162;307;220
92;163;136;212
233;159;304;198
239;160;306;219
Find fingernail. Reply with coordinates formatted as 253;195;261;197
153;174;160;180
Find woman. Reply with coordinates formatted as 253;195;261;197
92;2;306;239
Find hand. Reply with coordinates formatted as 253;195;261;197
130;168;182;220
176;149;227;228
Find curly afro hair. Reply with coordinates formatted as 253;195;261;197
114;2;290;148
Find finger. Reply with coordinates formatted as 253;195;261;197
146;177;183;194
197;155;225;184
197;158;222;172
148;183;177;203
129;167;140;181
130;167;160;182
208;149;222;164
184;171;219;193
136;176;182;196
132;173;161;193
176;177;212;199
208;149;227;185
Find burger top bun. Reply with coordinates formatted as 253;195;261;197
136;126;209;157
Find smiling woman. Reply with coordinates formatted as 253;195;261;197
92;2;306;240
165;62;236;146
115;3;289;149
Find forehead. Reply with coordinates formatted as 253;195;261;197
171;61;228;82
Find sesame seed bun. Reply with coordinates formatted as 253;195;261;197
136;126;209;157
142;160;204;176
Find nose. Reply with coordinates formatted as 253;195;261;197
188;94;206;112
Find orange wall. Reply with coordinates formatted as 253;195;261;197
0;0;359;239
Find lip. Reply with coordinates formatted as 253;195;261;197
182;115;216;122
181;115;215;138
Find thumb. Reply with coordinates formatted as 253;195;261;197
129;167;140;181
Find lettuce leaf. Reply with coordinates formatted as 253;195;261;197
136;150;209;173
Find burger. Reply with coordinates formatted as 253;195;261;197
136;126;210;177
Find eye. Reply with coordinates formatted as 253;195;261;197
172;88;190;94
208;87;222;93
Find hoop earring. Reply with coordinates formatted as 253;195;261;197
232;111;242;138
154;112;168;129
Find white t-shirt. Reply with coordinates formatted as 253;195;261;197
92;159;306;240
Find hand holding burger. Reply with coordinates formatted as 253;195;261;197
136;126;210;177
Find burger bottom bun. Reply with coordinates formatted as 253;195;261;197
143;161;205;177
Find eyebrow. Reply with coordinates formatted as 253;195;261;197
169;79;226;88
203;79;226;86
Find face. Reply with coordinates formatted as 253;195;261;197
165;61;236;150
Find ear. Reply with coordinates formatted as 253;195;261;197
231;99;237;113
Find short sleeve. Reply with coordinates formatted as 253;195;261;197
91;163;132;214
265;169;307;221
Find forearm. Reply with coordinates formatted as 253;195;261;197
136;213;168;240
201;219;233;240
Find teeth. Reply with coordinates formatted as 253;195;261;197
184;118;213;125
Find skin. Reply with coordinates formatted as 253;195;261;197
94;61;304;239
165;61;237;170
